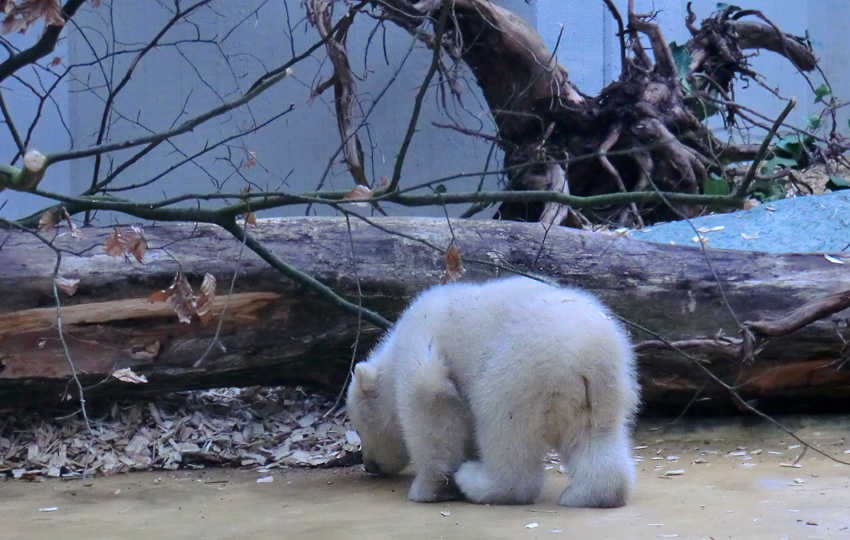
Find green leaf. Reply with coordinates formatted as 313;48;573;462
669;42;693;79
759;155;797;176
716;3;742;12
806;114;821;130
814;84;831;104
703;173;730;196
775;135;807;162
752;180;786;202
827;175;850;191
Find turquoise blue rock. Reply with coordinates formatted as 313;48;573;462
633;191;850;254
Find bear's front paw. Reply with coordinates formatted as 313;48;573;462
408;474;463;503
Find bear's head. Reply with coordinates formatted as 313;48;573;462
347;362;409;476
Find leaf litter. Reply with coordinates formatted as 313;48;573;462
0;386;360;479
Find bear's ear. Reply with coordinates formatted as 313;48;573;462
353;363;378;396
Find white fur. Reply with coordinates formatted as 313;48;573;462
346;276;639;506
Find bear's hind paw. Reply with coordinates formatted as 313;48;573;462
558;483;629;508
408;474;463;503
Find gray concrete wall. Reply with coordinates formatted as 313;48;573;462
2;1;846;221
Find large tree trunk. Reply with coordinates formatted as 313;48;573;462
1;217;849;414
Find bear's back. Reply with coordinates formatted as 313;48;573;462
401;277;632;388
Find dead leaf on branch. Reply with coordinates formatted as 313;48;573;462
243;150;257;168
149;272;217;324
53;277;79;296
343;178;388;215
343;185;373;205
62;208;80;238
194;273;217;324
440;245;466;284
1;0;64;34
36;208;80;237
37;210;58;232
103;226;147;263
111;368;148;384
170;273;196;324
240;186;257;225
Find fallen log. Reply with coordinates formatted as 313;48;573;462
1;217;849;414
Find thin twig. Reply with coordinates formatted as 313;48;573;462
219;218;390;329
0;90;26;156
192;217;251;368
50;252;97;481
325;213;367;416
734;97;796;198
601;0;627;69
622;316;850;467
46;69;293;165
387;0;453;192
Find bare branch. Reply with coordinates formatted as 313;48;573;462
734;97;796;198
45;68;293;165
0;0;88;83
387;0;452;192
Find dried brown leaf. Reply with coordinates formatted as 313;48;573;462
343;185;373;202
37;210;59;232
1;0;64;34
129;236;146;263
244;150;257;168
440;245;465;284
103;227;125;256
130;340;161;361
54;277;79;296
194;273;217;324
103;227;147;262
170;273;196;324
111;368;148;384
62;208;80;238
243;212;257;225
50;56;61;66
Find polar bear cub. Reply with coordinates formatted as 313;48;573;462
346;276;639;507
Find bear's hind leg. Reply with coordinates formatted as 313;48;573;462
454;410;545;505
558;425;634;508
